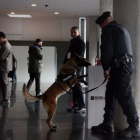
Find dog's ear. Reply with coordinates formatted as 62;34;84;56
74;53;80;61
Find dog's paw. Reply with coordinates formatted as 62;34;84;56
51;128;57;132
53;125;58;129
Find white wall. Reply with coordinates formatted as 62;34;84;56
62;19;79;41
11;46;57;83
0;18;89;41
22;19;62;41
0;18;22;40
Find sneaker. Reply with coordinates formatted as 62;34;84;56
74;108;86;113
0;99;10;104
36;93;42;97
3;101;10;108
91;122;114;133
67;106;78;112
117;126;140;138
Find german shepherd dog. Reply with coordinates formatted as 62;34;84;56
23;54;91;131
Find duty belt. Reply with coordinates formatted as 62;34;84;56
113;53;132;76
113;53;132;69
119;54;132;63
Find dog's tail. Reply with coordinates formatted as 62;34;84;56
22;84;44;102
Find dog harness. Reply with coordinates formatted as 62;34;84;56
56;73;76;88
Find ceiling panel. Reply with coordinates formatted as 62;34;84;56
0;0;100;18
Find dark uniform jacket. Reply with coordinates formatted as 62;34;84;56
28;44;43;73
100;21;132;71
63;35;85;64
0;40;12;73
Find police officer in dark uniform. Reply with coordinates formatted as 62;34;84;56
91;11;140;138
63;26;86;113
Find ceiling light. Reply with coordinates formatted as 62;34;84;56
31;4;36;6
11;12;15;14
7;14;32;18
54;12;59;15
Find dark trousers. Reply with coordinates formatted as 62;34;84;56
72;83;85;108
72;68;85;109
12;67;17;81
104;65;139;127
27;73;41;95
0;72;9;100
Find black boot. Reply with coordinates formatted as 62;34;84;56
91;121;114;133
117;126;140;138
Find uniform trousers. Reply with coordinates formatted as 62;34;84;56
104;64;139;127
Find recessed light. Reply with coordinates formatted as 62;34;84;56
31;4;36;6
54;12;59;15
7;14;32;18
11;12;15;14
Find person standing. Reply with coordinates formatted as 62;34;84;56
0;32;12;104
12;54;17;82
91;11;140;138
63;26;86;113
27;39;43;97
9;54;17;82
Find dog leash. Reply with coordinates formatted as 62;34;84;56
84;79;107;93
56;79;107;94
56;81;72;94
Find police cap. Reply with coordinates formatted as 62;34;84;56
95;11;111;24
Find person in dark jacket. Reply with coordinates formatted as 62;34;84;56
91;11;140;138
12;54;17;82
9;54;17;82
27;39;43;97
0;32;12;104
63;26;86;113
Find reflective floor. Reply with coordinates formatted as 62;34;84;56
0;82;139;140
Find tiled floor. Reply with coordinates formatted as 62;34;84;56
0;82;139;140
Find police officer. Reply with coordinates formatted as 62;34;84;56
91;11;140;138
63;26;86;113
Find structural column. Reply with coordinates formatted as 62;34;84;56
88;0;113;65
98;0;113;57
89;16;98;65
113;0;140;129
100;0;113;15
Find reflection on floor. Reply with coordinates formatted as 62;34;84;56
0;82;139;140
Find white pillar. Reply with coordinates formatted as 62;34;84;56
89;16;98;65
88;0;113;64
98;0;113;57
100;0;113;15
113;0;140;129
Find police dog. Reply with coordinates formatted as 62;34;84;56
23;54;91;131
